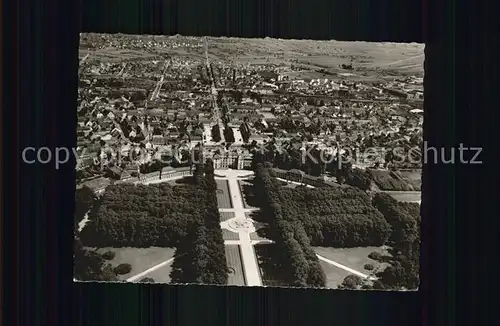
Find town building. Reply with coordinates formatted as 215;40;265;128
212;152;252;170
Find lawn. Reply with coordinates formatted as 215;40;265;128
95;246;176;281
225;245;246;286
384;191;421;203
222;229;240;241
319;261;351;289
141;263;173;284
314;246;391;275
216;179;233;208
220;211;235;222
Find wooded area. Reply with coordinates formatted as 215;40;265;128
252;164;419;290
371;193;420;290
76;159;228;284
253;164;326;287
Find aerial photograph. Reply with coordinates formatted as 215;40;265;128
74;33;423;290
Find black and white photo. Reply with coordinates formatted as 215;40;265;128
74;33;423;290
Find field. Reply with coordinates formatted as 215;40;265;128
94;247;176;281
80;34;424;82
225;245;246;286
314;246;391;275
219;211;235;222
216;179;232;208
222;229;240;241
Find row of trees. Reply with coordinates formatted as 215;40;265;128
224;126;235;143
371;193;420;290
170;161;228;284
170;219;228;285
211;125;221;142
254;164;326;287
239;122;251;143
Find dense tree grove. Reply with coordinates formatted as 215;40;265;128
398;201;421;218
79;160;228;285
79;183;202;247
255;165;391;248
254;165;326;287
371;193;420;290
282;186;391;247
